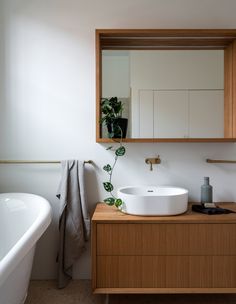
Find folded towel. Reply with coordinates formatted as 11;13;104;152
56;160;90;288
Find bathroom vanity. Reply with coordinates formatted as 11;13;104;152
92;203;236;294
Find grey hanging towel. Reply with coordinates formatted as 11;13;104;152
56;160;90;288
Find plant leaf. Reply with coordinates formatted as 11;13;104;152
104;197;115;206
103;182;114;192
103;164;112;172
115;198;123;208
108;132;114;138
115;146;126;156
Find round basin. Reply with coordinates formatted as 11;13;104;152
117;186;188;216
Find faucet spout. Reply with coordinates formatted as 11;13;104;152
145;156;161;171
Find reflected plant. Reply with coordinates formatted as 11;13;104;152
100;97;124;138
102;130;126;208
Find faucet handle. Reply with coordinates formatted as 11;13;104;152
145;156;161;171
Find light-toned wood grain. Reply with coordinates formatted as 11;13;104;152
224;43;233;137
91;221;97;291
97;223;236;255
212;256;236;288
97;29;236;38
97;256;142;288
92;203;236;223
98;29;236;50
92;202;236;294
96;256;236;288
93;287;236;294
96;30;102;142
233;40;236;137
100;39;228;50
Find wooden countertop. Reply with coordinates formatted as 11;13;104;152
92;202;236;223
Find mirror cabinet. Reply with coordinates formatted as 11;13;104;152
96;29;236;142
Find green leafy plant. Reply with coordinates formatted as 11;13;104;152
102;142;126;208
100;97;124;138
101;100;126;208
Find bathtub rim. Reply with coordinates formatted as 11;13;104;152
0;193;52;287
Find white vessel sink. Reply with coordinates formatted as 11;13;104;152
117;186;188;216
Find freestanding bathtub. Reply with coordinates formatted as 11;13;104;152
0;193;52;304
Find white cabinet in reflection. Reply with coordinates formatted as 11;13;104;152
130;50;224;90
139;89;224;138
139;90;154;138
154;91;189;138
130;49;224;138
189;90;224;138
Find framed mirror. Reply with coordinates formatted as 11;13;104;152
96;29;236;142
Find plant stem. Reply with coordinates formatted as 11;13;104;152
109;154;118;199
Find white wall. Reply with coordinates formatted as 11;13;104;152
1;0;236;280
102;51;130;98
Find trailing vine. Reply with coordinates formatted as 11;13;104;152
102;138;126;208
101;97;127;208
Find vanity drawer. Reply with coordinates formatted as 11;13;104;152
97;223;236;256
97;255;236;288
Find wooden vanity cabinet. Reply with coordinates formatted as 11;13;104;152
92;203;236;294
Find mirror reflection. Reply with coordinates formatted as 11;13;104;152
101;50;224;139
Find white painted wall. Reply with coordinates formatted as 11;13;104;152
102;51;130;98
1;0;236;280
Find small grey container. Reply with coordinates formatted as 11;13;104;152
201;177;213;204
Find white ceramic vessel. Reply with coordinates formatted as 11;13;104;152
118;186;188;216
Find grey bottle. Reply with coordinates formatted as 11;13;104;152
201;177;213;204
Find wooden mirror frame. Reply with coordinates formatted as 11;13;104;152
96;29;236;143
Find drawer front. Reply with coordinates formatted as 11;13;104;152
97;223;236;255
97;256;236;288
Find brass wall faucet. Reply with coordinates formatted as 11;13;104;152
145;156;161;171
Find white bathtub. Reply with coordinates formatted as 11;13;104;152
0;193;52;304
